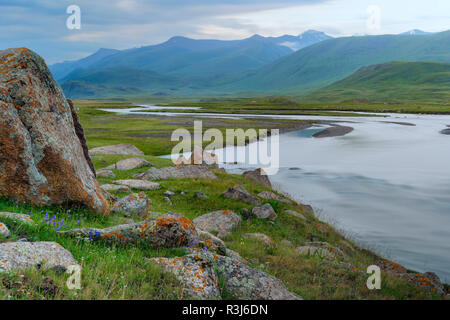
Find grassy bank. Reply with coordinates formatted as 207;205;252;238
0;100;447;300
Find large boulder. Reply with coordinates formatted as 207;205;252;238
89;143;144;156
150;252;301;300
63;213;198;248
243;168;272;188
223;185;260;205
193;210;241;239
0;48;109;215
0;242;77;272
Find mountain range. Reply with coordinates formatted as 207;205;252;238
52;29;450;100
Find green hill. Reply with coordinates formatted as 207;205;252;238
304;61;450;103
224;30;450;94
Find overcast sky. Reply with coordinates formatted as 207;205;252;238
1;0;449;64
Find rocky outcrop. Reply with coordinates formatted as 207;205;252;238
89;143;144;156
0;222;10;237
150;251;301;300
252;203;277;220
63;213;198;248
0;212;34;225
243;168;271;188
112;179;161;191
375;258;445;296
193;210;241;239
0;48;109;215
112;192;151;218
197;230;227;255
257;191;292;204
105;157;151;171
223;185;260;205
136;165;217;180
0;242;77;272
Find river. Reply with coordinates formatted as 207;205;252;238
102;105;450;282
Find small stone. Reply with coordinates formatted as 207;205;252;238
258;191;292;204
107;157;152;171
252;203;277;220
112;192;151;218
163;197;173;206
194;191;208;199
243;168;272;187
0;212;34;225
0;242;77;273
96;169;115;178
100;184;130;193
89;143;144;156
113;179;161;191
193;210;241;239
223;185;260;205
0;222;10;237
285;209;307;221
163;190;176;197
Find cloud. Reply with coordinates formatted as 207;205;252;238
0;0;448;64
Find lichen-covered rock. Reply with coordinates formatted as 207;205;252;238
149;254;222;300
0;222;10;237
252;203;277;220
243;168;272;188
0;212;34;225
97;169;115;178
0;242;77;272
223;185;260;205
193;210;241;239
63;213;198;248
100;184;130;193
257;191;292;204
112;192;151;218
136;165;217;180
89;143;144;156
0;48;109;215
243;233;274;246
198;230;227;255
375;258;445;296
105;157;151;171
150;252;301;300
113;179;161;191
285;209;307;221
173;155;189;166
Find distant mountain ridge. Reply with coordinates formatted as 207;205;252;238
54;29;450;99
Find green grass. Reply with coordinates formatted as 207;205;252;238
305;61;450;104
0;99;447;300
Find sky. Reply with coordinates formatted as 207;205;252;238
1;0;449;64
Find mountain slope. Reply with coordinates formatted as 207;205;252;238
305;61;450;103
224;30;450;94
50;48;120;80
